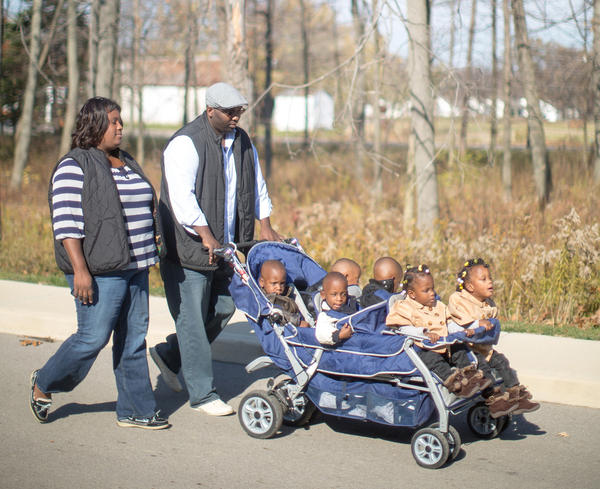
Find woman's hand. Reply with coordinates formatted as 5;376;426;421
73;269;94;304
62;238;94;304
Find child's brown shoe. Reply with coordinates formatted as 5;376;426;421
485;391;519;418
443;369;465;393
512;397;540;415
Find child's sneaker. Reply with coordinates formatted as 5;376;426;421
29;369;52;423
485;391;518;418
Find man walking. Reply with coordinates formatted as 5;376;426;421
151;82;280;416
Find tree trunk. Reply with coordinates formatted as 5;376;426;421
88;0;99;97
1;0;5;135
95;0;120;98
182;5;193;126
300;0;310;149
459;0;477;156
593;0;600;182
10;0;43;190
502;0;512;201
407;0;438;233
447;0;458;167
489;0;498;165
60;0;80;156
371;0;383;199
224;0;253;133
351;0;366;178
513;0;550;206
133;0;144;164
262;0;274;178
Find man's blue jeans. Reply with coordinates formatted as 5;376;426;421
36;269;157;419
158;258;235;407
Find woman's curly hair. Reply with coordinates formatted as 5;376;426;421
71;97;121;150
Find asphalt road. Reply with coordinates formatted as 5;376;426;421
2;333;599;489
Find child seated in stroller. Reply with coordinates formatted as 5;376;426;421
259;260;311;328
360;256;404;308
315;272;358;345
331;258;362;299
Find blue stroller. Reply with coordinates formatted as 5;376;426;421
217;240;509;469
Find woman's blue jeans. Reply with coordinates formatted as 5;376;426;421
36;269;157;419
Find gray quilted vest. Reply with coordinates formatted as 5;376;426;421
159;112;256;271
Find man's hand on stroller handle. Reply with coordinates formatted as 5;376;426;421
194;225;220;265
258;217;282;242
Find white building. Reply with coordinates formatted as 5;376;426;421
273;90;334;131
119;57;221;126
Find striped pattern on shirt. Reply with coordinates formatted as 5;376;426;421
51;158;158;270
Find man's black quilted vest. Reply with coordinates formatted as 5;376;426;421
159;111;256;271
48;147;163;274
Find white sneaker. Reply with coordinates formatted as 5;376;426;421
193;399;235;416
149;347;183;392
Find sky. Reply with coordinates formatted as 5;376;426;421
335;0;590;69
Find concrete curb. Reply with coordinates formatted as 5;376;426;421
2;279;599;408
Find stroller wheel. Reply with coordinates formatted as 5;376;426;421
411;427;450;469
238;390;283;439
428;422;462;461
275;379;316;427
282;394;316;427
467;402;505;439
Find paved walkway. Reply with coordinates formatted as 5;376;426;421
1;279;599;408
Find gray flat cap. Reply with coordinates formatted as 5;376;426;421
205;82;248;109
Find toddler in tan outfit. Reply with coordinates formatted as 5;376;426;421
449;258;539;416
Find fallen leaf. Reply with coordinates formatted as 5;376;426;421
557;432;569;438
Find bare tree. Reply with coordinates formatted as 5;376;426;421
489;0;498;165
223;0;254;132
459;0;477;156
300;0;310;149
182;1;197;126
60;0;80;156
260;0;274;178
133;0;145;163
95;0;120;98
10;0;43;190
88;0;99;97
594;0;600;182
513;0;551;206
502;0;512;200
406;0;438;233
447;0;458;168
350;0;367;178
370;0;383;199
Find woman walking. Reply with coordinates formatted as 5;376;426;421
30;97;169;429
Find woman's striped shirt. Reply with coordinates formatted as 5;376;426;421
51;158;158;271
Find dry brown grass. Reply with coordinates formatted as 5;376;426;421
1;130;599;333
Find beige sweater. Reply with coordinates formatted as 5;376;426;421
448;289;498;360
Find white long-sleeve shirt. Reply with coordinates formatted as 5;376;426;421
163;130;272;243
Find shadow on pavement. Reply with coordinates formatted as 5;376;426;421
50;401;116;422
151;360;281;417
